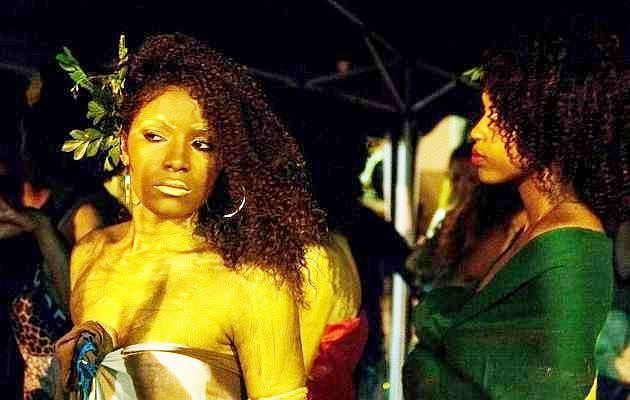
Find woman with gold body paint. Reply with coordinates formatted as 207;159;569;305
54;33;328;400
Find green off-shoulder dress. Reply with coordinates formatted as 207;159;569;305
403;228;613;399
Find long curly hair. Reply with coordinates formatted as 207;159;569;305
121;33;327;300
482;16;630;233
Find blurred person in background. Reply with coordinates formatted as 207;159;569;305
594;221;630;399
276;91;409;399
2;62;121;400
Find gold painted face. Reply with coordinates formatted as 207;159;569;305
124;87;219;219
469;92;526;185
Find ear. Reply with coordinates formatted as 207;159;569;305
120;134;129;167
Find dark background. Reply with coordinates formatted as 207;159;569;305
1;0;629;134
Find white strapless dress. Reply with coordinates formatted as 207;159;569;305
88;342;243;400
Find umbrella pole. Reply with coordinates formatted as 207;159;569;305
387;61;416;400
387;115;414;400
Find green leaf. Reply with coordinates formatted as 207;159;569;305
62;47;80;65
69;70;94;93
462;66;484;82
104;144;122;171
62;139;84;152
118;66;128;80
109;145;121;166
117;66;127;91
73;141;90;160
56;57;76;73
56;47;80;72
69;70;85;84
87;100;107;124
85;128;103;140
104;159;112;171
86;137;103;157
110;76;122;96
69;129;88;140
56;48;94;93
104;135;116;148
118;34;128;63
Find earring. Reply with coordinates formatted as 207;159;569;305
123;174;132;208
223;185;247;218
122;172;141;209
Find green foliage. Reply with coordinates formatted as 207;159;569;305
58;35;128;171
462;66;485;83
87;100;106;124
56;47;95;95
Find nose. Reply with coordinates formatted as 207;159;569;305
469;120;485;141
470;115;489;141
163;137;190;172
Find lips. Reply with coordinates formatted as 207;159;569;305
153;180;191;197
471;149;486;166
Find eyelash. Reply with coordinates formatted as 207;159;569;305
143;132;215;152
192;139;216;152
144;132;164;142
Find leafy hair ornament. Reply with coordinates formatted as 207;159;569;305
57;35;128;171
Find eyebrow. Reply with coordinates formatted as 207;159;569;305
138;115;177;131
136;116;211;134
190;123;211;133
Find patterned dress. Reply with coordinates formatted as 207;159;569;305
11;270;70;399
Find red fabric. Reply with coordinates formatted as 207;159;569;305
307;312;369;400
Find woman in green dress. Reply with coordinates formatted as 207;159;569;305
403;18;630;399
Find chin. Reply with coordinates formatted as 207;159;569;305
152;209;197;220
477;169;521;185
477;170;513;185
145;200;201;220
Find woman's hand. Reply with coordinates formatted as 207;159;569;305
54;321;117;396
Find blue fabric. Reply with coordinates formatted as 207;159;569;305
75;332;98;400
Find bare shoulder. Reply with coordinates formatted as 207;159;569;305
70;222;130;287
532;201;604;238
71;203;103;241
72;222;128;255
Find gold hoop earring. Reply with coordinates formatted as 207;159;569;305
223;185;246;218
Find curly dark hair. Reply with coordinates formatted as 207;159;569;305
121;33;327;300
482;16;630;233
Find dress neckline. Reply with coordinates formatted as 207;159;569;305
474;226;607;292
452;227;611;327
